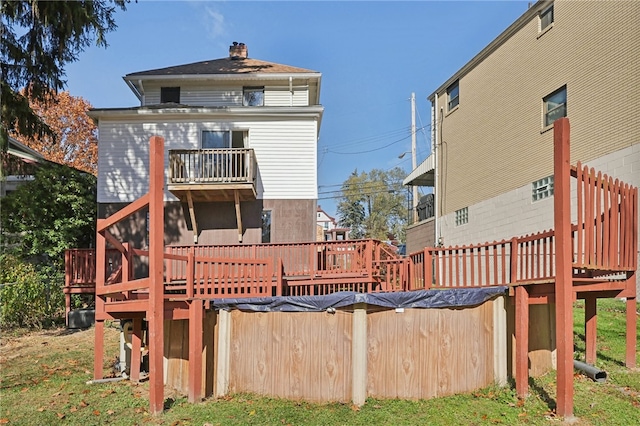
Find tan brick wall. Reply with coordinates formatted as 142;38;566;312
434;0;640;216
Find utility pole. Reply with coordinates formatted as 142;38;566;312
410;93;418;223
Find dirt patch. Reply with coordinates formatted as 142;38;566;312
0;325;121;366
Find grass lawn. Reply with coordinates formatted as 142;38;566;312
1;299;638;425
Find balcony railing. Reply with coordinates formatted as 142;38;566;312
169;148;256;184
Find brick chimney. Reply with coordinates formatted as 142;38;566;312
229;42;248;59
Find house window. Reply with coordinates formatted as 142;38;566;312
447;81;459;111
201;130;246;149
160;87;180;103
532;176;554;202
455;207;468;226
539;4;554;31
261;210;271;243
543;86;566;127
243;87;264;106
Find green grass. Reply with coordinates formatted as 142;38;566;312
1;299;638;425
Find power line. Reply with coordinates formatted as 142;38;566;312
319;126;410;150
326;132;415;155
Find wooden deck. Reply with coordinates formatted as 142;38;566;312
67;118;637;417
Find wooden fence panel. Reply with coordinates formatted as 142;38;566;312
228;310;352;402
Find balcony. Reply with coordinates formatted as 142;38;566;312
168;148;257;203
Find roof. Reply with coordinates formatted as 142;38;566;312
123;55;322;105
126;57;319;77
8;136;45;163
403;154;434;187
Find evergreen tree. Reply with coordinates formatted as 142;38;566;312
1;0;128;150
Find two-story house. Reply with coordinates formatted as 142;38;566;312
404;0;639;256
316;205;349;241
90;42;324;246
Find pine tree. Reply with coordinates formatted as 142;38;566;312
1;0;127;150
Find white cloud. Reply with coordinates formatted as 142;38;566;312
204;6;228;42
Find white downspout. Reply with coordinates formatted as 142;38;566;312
289;76;293;106
432;96;439;246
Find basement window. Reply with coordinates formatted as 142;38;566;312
160;87;180;103
532;176;554;202
455;207;468;226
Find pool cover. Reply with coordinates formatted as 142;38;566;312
210;286;508;312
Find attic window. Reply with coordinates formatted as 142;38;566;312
161;87;180;103
243;87;264;106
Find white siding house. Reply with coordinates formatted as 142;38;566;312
91;42;324;245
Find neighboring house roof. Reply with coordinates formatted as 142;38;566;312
8;136;45;164
316;205;336;223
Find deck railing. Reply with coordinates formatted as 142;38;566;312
167;239;377;281
65;248;121;288
65;239;404;299
168;148;256;184
572;162;637;272
65;157;637;298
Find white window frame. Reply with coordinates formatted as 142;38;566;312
543;86;567;128
201;129;248;149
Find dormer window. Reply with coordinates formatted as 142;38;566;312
243;87;264;106
161;87;180;103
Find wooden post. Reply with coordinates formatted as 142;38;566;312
130;318;143;382
148;136;166;414
234;190;243;243
493;295;508;386
215;309;231;397
626;295;637;368
93;222;107;380
553;117;574;419
64;250;71;326
584;296;597;365
188;299;204;402
187;251;195;299
425;248;432;290
276;258;283;296
122;242;131;301
352;303;367;406
515;285;529;397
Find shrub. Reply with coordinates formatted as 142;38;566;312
0;254;64;328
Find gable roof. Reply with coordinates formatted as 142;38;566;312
126;57;319;77
123;55;322;104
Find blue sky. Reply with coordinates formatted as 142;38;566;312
65;0;529;216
